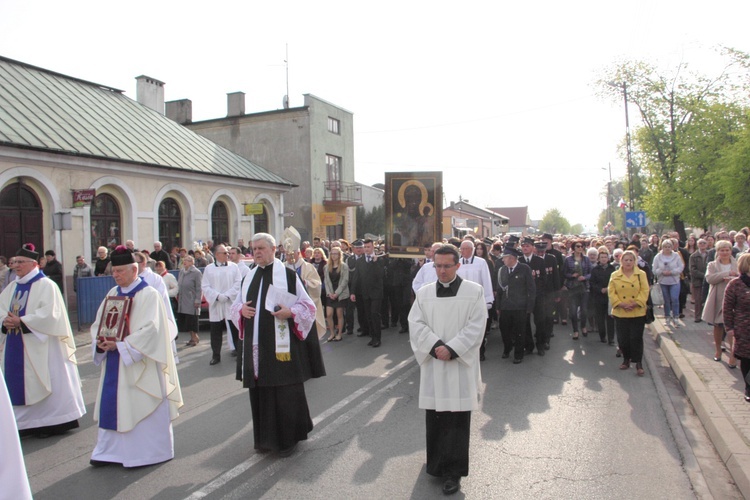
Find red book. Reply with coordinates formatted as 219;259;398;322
96;296;132;342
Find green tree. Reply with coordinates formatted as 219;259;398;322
539;208;570;235
570;223;584;235
715;109;750;228
356;204;385;237
598;49;749;240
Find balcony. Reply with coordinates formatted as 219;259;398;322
323;181;362;207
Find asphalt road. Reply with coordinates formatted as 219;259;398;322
21;325;742;499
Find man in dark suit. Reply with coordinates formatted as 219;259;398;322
150;241;173;270
535;240;561;351
542;233;565;325
345;239;365;335
518;238;547;356
349;239;385;347
497;246;536;364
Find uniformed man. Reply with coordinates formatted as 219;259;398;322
497;246;536;364
518;237;547;355
535;240;561;351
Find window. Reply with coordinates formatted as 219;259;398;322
158;198;182;252
211;201;229;245
254;205;268;234
326;154;341;183
327;117;340;134
91;193;121;256
0;182;43;259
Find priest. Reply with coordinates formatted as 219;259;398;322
0;366;32;499
0;243;85;438
89;246;183;467
408;244;486;496
231;232;325;457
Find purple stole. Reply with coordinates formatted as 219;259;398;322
99;279;149;430
4;271;46;406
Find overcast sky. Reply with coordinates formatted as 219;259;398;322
2;0;748;230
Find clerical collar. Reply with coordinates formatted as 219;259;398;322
438;275;458;288
215;261;228;267
120;277;143;293
436;275;462;297
16;267;40;284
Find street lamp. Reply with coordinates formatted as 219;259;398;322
607;81;635;212
602;163;612;234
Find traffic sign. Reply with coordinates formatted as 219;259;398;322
625;211;647;228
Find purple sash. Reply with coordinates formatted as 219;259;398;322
99;280;149;430
4;271;46;406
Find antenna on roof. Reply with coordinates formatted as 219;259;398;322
283;43;290;109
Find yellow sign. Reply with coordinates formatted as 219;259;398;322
320;212;338;226
244;203;264;216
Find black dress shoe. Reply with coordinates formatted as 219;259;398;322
209;357;220;365
90;459;117;468
357;327;362;332
399;328;409;334
230;350;237;357
537;349;545;356
501;352;510;359
513;358;522;364
357;332;369;337
480;353;486;361
442;476;461;495
371;341;381;348
346;330;354;335
544;343;550;350
367;340;374;346
277;443;298;458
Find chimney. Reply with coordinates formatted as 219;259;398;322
227;91;245;117
135;75;165;114
165;99;193;124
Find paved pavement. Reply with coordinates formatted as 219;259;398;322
649;303;750;498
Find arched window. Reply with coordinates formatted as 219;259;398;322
158;198;182;252
211;201;229;245
254;205;268;234
90;193;121;256
0;182;43;258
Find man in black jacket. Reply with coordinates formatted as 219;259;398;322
518;238;547;356
497;246;536;364
535;241;561;351
150;241;173;270
349;239;385;347
43;250;64;292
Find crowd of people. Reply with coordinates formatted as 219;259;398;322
3;226;750;496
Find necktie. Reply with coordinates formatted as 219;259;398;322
463;259;468;264
366;256;371;263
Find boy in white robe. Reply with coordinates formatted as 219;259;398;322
408;244;486;496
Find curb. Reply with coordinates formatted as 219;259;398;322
651;324;750;498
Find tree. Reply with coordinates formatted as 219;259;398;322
570;223;584;235
539;208;570;235
356;204;385;237
715;109;750;228
598;48;750;240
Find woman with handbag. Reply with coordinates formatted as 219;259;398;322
703;240;739;367
608;250;650;376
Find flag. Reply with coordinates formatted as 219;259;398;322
617;198;627;209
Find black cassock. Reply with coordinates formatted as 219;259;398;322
236;263;326;452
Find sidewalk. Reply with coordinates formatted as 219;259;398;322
650;307;750;498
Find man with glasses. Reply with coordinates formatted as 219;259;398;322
0;243;85;438
202;244;241;364
408;244;485;495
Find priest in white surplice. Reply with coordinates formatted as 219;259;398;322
408;244;486;496
89;247;183;468
202;244;241;365
0;366;32;500
0;243;85;438
456;240;495;307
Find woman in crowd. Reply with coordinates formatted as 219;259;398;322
585;247;600;331
703;240;739;366
723;253;750;402
193;249;208;268
324;246;349;342
685;235;698;255
177;255;203;347
652;239;684;327
590;250;616;344
312;247;328;308
155;260;179;316
563;241;592;340
93;246;111;276
608;250;650;376
734;232;749;254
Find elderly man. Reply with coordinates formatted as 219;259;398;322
412;242;444;294
73;255;94;293
0;244;85;437
150;241;172;270
202;244;241;364
497;246;536;364
408;244;486;495
282;227;326;339
231;233;325;456
89;246;182;467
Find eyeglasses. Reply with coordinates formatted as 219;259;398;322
574;245;583;249
434;264;457;270
14;259;36;264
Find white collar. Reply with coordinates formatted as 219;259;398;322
16;267;40;284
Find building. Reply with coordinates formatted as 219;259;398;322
0;55;294;293
443;201;509;239
486;206;533;235
177;93;361;243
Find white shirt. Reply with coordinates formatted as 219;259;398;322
457;256;494;306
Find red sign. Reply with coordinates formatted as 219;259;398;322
72;189;96;207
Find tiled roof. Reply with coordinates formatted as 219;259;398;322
0;56;294;187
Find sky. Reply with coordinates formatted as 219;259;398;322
2;0;748;231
